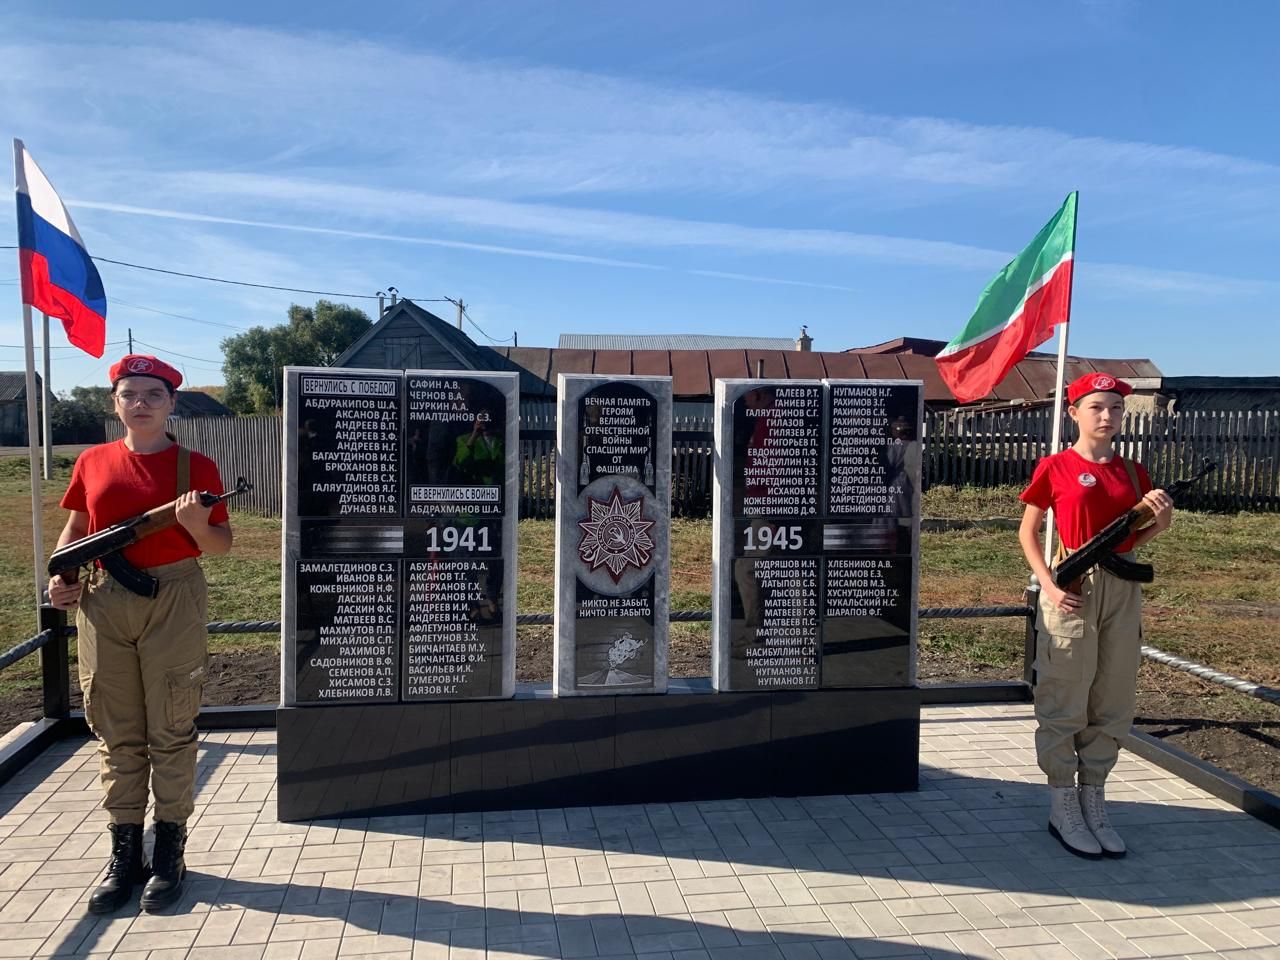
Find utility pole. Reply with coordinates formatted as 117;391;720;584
128;327;133;353
269;345;279;412
456;298;465;331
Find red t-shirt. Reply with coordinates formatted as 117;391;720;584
61;441;229;568
1020;448;1152;552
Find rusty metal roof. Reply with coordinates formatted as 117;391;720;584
485;347;1162;405
559;333;797;350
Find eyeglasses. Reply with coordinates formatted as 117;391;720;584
115;389;171;407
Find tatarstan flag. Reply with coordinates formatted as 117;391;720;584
936;192;1077;403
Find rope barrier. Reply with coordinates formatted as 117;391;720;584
1142;645;1280;707
19;615;1277;710
0;631;53;672
919;606;1029;619
7;606;1037;663
207;621;282;634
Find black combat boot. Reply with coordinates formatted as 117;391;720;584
139;821;187;912
88;823;150;915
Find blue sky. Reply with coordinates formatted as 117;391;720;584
3;1;1278;392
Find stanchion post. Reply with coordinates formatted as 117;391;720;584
39;604;70;721
1023;581;1039;688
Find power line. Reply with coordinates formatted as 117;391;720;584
466;311;513;344
92;254;398;299
4;246;497;354
0;339;128;350
109;297;247;331
72;356;116;389
131;337;225;366
0;245;450;303
445;297;514;345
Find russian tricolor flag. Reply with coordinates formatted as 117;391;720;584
14;140;106;358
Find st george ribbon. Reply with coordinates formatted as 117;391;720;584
281;367;519;705
554;374;673;696
711;378;923;691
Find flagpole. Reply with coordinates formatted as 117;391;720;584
21;303;46;628
41;312;53;479
1041;191;1079;565
14;139;46;627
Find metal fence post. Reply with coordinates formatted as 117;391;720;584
1023;581;1039;688
38;604;70;721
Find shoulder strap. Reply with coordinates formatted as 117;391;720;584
1120;456;1142;498
177;445;191;496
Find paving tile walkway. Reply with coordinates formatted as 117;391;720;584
1;703;1278;960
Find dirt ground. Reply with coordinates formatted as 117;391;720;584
4;633;1276;798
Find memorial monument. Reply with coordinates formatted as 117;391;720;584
276;368;919;820
554;374;672;696
712;378;922;691
281;367;519;705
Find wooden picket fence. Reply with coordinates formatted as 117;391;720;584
925;407;1280;512
111;406;1280;517
106;415;281;516
516;406;713;518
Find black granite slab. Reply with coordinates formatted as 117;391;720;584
612;691;772;804
770;688;920;796
449;698;615;811
277;685;919;820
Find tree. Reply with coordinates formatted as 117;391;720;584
51;386;112;443
187;385;226;404
221;300;371;414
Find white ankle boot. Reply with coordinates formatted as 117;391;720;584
1079;783;1125;857
1048;785;1102;859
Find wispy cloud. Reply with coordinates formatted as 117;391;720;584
686;271;855;292
3;12;1276;388
69;186;1277;301
3;17;1277;210
78;174;1010;270
1086;262;1275;298
71;200;668;271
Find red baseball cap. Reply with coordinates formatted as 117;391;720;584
1067;372;1132;406
109;354;183;391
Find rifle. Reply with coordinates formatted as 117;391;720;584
1051;458;1216;592
49;477;253;599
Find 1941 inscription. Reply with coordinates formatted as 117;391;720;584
285;368;518;707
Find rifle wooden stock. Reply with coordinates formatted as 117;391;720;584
49;478;252;592
50;503;177;584
1051;458;1216;592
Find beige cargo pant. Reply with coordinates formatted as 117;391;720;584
1034;561;1143;787
76;558;208;825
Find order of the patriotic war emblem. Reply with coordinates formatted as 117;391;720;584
577;486;655;583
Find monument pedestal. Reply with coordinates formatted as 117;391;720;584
276;684;919;821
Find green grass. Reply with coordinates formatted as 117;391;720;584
922;484;1025;520
2;457;1277;691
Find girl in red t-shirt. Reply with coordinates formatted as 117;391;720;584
47;355;232;914
1017;373;1173;860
